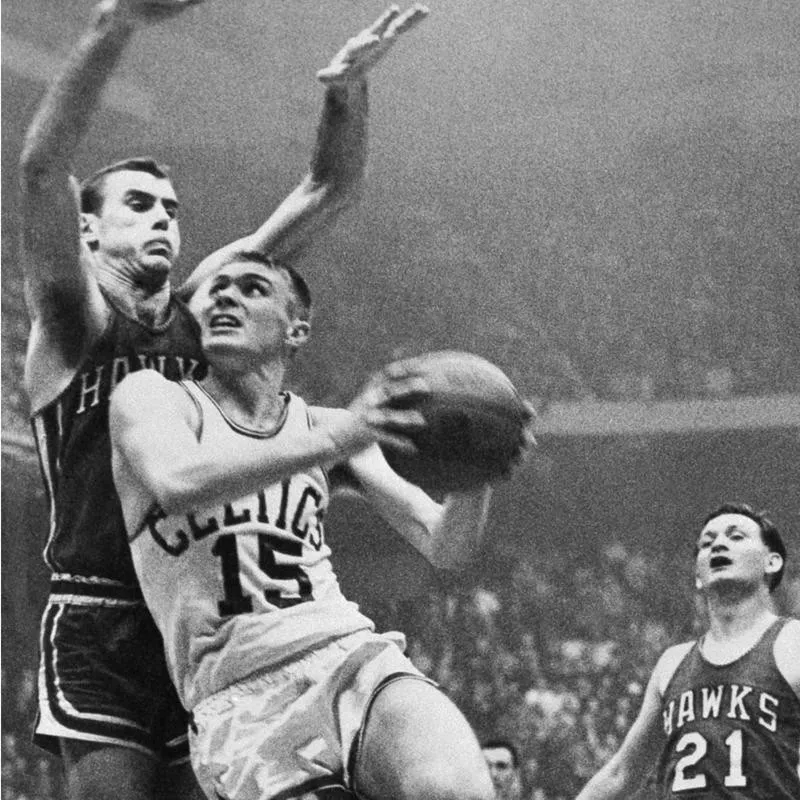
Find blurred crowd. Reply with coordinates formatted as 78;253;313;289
3;539;798;800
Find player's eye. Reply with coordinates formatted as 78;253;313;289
242;280;268;296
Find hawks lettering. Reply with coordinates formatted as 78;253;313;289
663;685;781;735
75;354;202;413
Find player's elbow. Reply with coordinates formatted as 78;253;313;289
305;165;366;212
580;757;641;799
18;140;65;192
151;475;208;517
427;543;477;572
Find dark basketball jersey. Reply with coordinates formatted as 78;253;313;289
656;618;800;799
31;295;207;586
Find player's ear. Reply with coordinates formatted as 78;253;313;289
80;213;100;251
284;320;310;350
765;551;783;577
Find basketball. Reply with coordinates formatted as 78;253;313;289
382;351;530;492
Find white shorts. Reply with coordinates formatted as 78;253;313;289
188;630;432;800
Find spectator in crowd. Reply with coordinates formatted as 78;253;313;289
482;738;523;800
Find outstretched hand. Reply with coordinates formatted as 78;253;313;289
317;4;429;85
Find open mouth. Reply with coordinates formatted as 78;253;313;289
209;314;242;330
709;555;732;569
145;241;172;259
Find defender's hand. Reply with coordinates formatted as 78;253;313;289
317;4;429;85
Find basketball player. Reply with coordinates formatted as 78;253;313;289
575;502;800;799
18;0;429;797
108;253;533;799
481;739;524;800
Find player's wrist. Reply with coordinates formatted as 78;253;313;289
323;415;374;461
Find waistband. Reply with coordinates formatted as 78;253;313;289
48;574;144;605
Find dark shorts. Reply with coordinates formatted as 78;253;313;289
34;584;189;765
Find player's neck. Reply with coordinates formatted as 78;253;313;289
704;591;776;645
201;364;288;432
95;258;172;326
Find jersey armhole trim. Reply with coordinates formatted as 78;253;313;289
178;381;204;442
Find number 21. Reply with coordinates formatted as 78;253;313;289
672;729;747;791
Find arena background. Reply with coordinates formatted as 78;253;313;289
2;1;799;797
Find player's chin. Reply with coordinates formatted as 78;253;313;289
140;255;173;282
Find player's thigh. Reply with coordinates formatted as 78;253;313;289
354;678;493;800
155;760;207;800
61;739;158;800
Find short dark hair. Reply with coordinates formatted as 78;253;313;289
700;502;787;592
237;251;312;322
80;157;172;214
481;738;519;768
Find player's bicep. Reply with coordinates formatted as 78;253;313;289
775;619;800;700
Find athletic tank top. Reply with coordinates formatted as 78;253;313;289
128;383;374;710
656;617;800;799
31;295;206;589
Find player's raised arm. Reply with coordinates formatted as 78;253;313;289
18;0;202;410
179;4;429;297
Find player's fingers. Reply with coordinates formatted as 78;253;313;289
382;375;431;405
521;399;537;422
342;35;383;65
385;4;429;38
316;36;382;82
369;5;402;38
376;431;419;456
382;356;427;379
366;407;426;430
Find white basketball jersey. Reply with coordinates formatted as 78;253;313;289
128;383;374;710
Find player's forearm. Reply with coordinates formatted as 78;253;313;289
426;486;493;570
307;80;369;201
19;1;136;180
575;759;643;800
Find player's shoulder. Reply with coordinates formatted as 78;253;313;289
774;618;800;695
653;640;695;696
111;369;187;412
777;616;800;640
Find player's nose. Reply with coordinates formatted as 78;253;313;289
212;285;239;307
151;203;174;230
